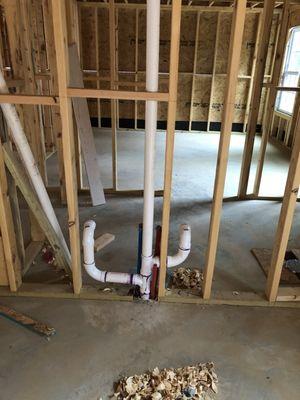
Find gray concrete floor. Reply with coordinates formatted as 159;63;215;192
2;131;300;400
0;297;299;400
43;130;300;293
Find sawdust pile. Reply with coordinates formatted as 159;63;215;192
114;362;218;399
172;267;203;290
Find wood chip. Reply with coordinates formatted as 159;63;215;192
172;267;203;290
113;362;218;399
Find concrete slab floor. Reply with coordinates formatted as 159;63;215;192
0;297;299;400
40;130;300;294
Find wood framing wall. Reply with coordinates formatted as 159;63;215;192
79;2;280;132
0;0;300;307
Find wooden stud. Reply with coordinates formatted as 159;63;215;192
202;0;247;300
266;104;300;302
51;0;82;294
238;0;276;197
158;0;182;298
188;11;200;132
253;0;290;195
95;7;102;128
109;0;118;190
207;12;220;132
243;11;262;132
42;0;66;203
134;8;139;130
0;141;22;291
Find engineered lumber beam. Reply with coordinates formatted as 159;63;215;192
238;0;276;197
158;0;182;298
202;0;247;300
51;0;82;294
266;105;300;302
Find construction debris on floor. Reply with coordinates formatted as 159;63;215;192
172;268;203;290
113;362;218;399
0;304;56;337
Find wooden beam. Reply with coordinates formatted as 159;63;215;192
238;0;276;197
253;0;291;195
0;94;59;106
158;0;182;298
266;105;300;302
0;141;22;291
67;87;169;101
202;0;247;300
51;0;82;294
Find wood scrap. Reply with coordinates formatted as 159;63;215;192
251;248;300;284
114;362;218;399
94;233;115;253
0;304;56;337
69;43;105;206
172;267;203;290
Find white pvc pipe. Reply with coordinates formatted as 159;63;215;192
140;0;161;299
83;221;143;287
153;224;191;268
0;70;71;264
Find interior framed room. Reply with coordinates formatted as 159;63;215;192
0;0;299;307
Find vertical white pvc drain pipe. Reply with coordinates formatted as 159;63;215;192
0;70;71;264
140;0;160;299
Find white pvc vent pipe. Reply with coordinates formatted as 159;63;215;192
82;221;191;285
153;224;191;268
83;221;143;287
0;70;71;263
140;0;161;299
82;0;192;297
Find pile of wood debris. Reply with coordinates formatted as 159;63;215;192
172;267;203;290
113;362;218;399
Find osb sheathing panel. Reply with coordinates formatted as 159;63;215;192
179;12;197;73
117;74;135;119
192;76;211;121
80;7;96;70
210;76;226;122
97;8;110;74
196;12;218;75
118;9;136;72
80;7;279;126
177;75;193;121
234;80;249;122
138;10;171;73
215;12;232;74
265;14;279;76
239;13;259;76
